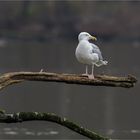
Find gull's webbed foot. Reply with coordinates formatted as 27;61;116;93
88;74;95;79
95;60;108;67
103;60;108;65
82;74;95;79
82;73;88;76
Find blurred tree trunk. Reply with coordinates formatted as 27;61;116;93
18;0;31;25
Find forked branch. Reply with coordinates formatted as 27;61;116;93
0;71;137;90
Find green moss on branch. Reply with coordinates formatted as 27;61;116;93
0;111;109;140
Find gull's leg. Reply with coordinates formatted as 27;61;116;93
82;65;88;76
88;65;95;79
86;65;88;75
92;65;94;76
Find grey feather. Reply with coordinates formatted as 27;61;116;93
90;43;103;60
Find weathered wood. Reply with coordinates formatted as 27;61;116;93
0;72;137;90
0;111;109;140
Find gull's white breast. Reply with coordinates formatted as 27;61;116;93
75;40;99;65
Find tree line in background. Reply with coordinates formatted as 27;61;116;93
0;1;139;42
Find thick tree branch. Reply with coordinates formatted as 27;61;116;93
0;111;109;140
0;72;137;90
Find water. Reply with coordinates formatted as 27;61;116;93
0;40;139;139
1;126;140;139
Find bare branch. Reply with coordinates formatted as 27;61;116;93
0;72;137;90
0;111;109;140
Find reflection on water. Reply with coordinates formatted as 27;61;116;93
0;127;59;139
1;127;140;139
0;127;58;136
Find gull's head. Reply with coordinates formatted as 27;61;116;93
78;32;97;42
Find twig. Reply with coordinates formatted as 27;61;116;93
0;111;109;140
0;71;137;90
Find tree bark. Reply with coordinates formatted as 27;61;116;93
0;71;137;91
0;111;109;140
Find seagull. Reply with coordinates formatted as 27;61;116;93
75;32;108;79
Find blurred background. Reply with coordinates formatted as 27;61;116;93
0;1;140;139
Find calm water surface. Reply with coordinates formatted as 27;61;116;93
0;40;139;139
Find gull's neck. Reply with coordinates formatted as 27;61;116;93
79;39;89;42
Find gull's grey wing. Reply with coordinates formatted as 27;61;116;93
90;43;103;60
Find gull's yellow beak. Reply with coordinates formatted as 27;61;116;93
90;36;97;41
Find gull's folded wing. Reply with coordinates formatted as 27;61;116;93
90;43;103;60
